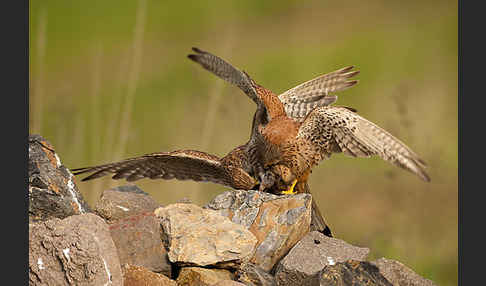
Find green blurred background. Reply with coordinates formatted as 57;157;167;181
29;0;457;285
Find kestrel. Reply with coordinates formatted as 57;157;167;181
187;48;430;196
187;48;360;192
73;48;357;236
71;49;353;194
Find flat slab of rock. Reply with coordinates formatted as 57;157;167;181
29;134;90;222
275;231;369;285
122;264;176;286
29;213;122;286
176;267;234;286
94;184;161;223
155;203;257;268
205;190;312;272
371;257;438;286
236;262;276;286
109;211;171;276
319;260;393;286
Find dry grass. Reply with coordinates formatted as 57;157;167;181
194;32;236;202
105;0;147;199
114;0;147;156
30;7;47;133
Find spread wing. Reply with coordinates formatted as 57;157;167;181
279;66;360;122
188;47;261;105
297;106;430;182
188;48;360;123
71;149;258;190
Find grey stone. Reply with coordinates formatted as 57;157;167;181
94;184;161;223
29;213;122;286
109;211;171;276
29;134;90;222
274;231;369;285
371;257;438;286
205;190;280;229
205;190;312;272
319;260;393;286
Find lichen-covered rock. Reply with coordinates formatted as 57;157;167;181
236;262;276;286
122;264;176;286
29;213;122;286
371;258;438;286
205;190;312;271
176;267;234;286
155;203;257;268
94;184;161;223
109;211;171;276
275;231;369;286
319;260;393;286
29;134;90;222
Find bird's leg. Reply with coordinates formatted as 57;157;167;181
281;179;298;195
269;164;298;195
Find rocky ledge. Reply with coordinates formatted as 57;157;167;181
28;134;437;286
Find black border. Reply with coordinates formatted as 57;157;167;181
24;0;29;284
459;0;481;285
3;0;29;283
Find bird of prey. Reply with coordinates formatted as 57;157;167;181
71;49;355;194
72;47;429;236
186;48;430;196
187;48;361;192
72;48;355;236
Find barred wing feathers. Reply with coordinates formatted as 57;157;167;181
188;47;260;105
279;66;360;122
71;149;257;190
298;106;430;182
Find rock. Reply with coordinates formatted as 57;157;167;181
205;190;312;271
29;134;90;222
371;257;438;286
176;267;234;286
94;184;161;223
299;182;333;237
122;264;176;286
319;260;393;286
274;231;369;285
213;281;247;286
236;262;276;286
29;213;122;286
109;211;171;276
155;203;257;268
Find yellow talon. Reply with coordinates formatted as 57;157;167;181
281;179;298;195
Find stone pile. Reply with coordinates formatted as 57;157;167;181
28;135;437;286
